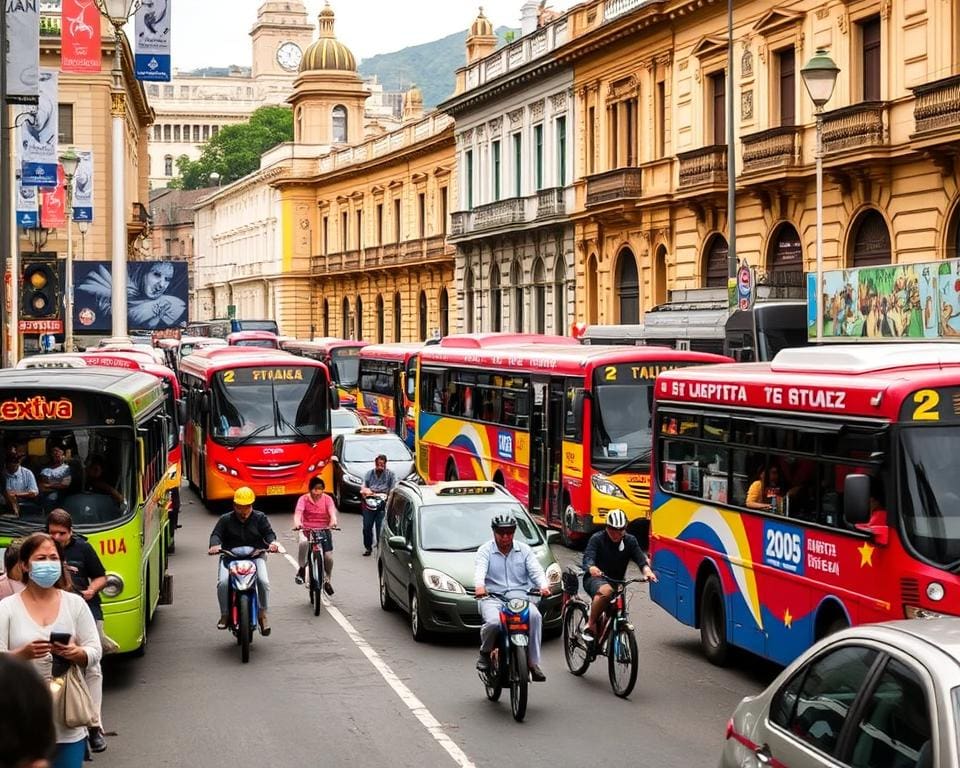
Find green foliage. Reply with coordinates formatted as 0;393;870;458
171;106;293;190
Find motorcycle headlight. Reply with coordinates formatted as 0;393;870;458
592;473;626;499
545;562;562;586
422;568;465;594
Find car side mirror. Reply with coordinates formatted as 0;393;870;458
387;535;409;551
843;473;871;526
545;530;560;546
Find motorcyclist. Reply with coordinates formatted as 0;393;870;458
581;508;657;642
474;513;551;682
208;487;279;634
359;454;396;556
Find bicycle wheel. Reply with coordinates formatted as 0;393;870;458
239;594;251;664
562;602;591;676
307;556;316;606
312;552;322;617
509;647;529;722
607;625;638;698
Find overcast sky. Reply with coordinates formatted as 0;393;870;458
167;0;577;71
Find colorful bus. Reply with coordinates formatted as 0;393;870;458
357;342;423;449
179;346;338;504
282;338;367;408
0;367;173;654
650;343;960;667
415;334;730;545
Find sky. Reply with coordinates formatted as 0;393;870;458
167;0;577;71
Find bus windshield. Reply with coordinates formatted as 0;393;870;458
899;427;960;569
591;380;654;464
331;348;361;388
211;366;330;442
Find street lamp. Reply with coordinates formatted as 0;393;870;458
59;150;79;352
801;49;840;342
93;0;141;336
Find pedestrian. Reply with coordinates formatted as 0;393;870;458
46;509;115;753
359;454;397;556
0;532;102;768
0;653;57;768
37;443;72;512
2;446;39;517
0;540;25;600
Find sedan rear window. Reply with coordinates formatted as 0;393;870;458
419;503;542;552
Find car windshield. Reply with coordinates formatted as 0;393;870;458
331;409;361;429
331;348;361;388
899;427;960;570
591;383;654;464
234;339;277;349
419;502;542;551
343;436;411;462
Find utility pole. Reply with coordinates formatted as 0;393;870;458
1;0;9;365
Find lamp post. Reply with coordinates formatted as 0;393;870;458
59;150;79;352
94;0;140;337
801;49;840;342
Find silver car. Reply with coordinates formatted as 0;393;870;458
720;619;960;768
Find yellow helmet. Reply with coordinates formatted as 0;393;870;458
233;487;255;506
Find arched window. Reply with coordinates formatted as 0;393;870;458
553;254;566;335
341;296;351;339
465;268;475;333
533;258;546;334
376;294;384;343
355;295;363;340
767;223;803;281
490;266;502;332
653;245;667;307
511;260;524;333
616;249;640;324
323;298;330;336
164;155;173;176
332;105;348;143
419;290;429;340
850;209;891;268
393;291;402;342
703;234;729;288
296;107;303;142
439;288;449;337
586;254;599;325
948;203;960;261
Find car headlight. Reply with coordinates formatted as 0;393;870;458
344;472;362;484
101;574;124;598
592;473;626;499
422;568;465;594
545;563;562;586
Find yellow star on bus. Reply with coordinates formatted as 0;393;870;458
858;542;875;567
784;608;793;629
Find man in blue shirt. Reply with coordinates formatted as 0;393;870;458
2;448;38;517
474;513;551;681
360;454;397;556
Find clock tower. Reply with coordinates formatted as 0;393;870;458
251;1;315;93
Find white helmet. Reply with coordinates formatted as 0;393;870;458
605;509;628;529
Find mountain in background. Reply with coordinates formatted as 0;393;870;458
359;26;517;109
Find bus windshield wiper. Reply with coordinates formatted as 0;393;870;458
608;447;652;476
225;423;271;448
274;401;313;444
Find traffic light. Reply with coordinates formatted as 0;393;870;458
21;261;60;319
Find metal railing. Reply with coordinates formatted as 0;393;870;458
741;126;803;172
585;168;643;206
821;102;887;153
911;74;960;134
677;146;727;188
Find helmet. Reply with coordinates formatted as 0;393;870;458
605;509;628;529
233;487;256;506
490;513;517;531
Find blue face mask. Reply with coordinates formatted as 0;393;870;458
29;561;62;589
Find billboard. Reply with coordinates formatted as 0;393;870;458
74;261;188;332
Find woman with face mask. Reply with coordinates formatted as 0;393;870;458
0;533;102;768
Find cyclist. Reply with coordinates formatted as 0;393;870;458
292;475;339;595
581;509;657;643
208;487;279;634
474;513;551;681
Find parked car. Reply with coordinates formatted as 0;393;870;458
377;480;563;641
331;426;415;509
720;619;957;768
331;407;366;439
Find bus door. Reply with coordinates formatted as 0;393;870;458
529;377;552;521
393;368;406;442
546;379;566;527
401;354;419;449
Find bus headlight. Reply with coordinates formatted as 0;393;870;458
927;582;945;602
592;474;626;499
422;568;465;594
101;574;124;598
215;463;239;477
545;563;562;586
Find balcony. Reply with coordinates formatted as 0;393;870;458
312;238;453;275
127;202;151;241
450;211;470;237
536;187;566;218
911;74;960;149
821;102;888;155
677;146;727;189
741;126;802;174
584;169;643;207
473;197;526;230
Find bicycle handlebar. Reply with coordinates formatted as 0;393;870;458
475;588;543;601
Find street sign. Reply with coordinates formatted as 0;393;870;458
19;319;63;334
737;260;755;312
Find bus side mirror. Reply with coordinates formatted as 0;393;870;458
405;372;416;401
329;384;341;410
200;392;210;415
177;398;187;427
571;388;586;437
843;474;871;526
732;348;755;363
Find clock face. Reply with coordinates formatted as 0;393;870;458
277;42;302;72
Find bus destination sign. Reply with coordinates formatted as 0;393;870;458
222;368;307;385
0;396;74;421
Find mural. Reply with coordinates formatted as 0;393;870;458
808;259;960;340
74;261;188;332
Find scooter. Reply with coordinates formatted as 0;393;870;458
217;547;269;663
477;589;541;723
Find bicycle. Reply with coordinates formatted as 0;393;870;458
298;527;338;616
561;568;643;698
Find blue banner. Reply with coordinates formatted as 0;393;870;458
135;0;171;81
16;171;38;228
19;72;59;187
71;150;94;222
74;261;189;332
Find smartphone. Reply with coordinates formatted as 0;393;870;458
50;631;71;645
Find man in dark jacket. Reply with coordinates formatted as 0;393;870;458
581;509;657;641
208;487;279;634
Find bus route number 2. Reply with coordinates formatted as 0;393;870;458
98;538;127;556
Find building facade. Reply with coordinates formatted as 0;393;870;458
442;5;576;336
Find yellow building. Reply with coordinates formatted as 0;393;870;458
562;0;960;323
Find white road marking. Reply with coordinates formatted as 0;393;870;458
281;548;476;768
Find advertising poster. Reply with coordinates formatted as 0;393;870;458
20;69;59;187
40;164;66;229
74;261;189;332
6;0;40;104
72;150;94;222
61;0;102;73
134;0;171;81
16;172;38;228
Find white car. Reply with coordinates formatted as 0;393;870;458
331;407;365;439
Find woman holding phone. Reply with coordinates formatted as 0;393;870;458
0;532;102;768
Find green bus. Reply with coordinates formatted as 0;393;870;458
0;367;173;654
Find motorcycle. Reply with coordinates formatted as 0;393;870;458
363;492;387;547
477;589;542;723
216;547;269;663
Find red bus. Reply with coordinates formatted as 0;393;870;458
357;342;423;450
650;343;960;666
282;338;367;408
415;333;730;545
179;347;338;504
227;331;281;349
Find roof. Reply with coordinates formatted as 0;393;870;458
150;187;218;227
299;3;356;74
0;367;163;404
359;342;425;362
179;346;328;377
283;339;367;354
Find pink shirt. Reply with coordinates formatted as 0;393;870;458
294;492;337;531
0;574;23;601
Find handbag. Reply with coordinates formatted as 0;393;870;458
53;664;97;728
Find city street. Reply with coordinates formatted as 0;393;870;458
94;486;778;768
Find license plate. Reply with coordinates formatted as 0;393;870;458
266;485;286;495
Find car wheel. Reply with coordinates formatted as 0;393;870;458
378;563;395;611
409;590;428;642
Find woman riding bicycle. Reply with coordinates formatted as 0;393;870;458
293;476;339;595
581;509;656;642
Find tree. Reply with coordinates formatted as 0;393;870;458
170;106;294;190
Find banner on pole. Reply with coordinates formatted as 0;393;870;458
20;70;59;187
41;164;67;229
134;0;171;81
6;0;40;104
61;0;103;73
72;150;94;222
16;172;38;228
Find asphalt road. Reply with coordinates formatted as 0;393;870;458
94;486;779;768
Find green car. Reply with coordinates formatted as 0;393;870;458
377;481;564;641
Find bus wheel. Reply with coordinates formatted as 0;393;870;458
699;573;729;666
445;461;458;481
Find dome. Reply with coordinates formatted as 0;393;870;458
470;7;494;37
299;3;357;73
